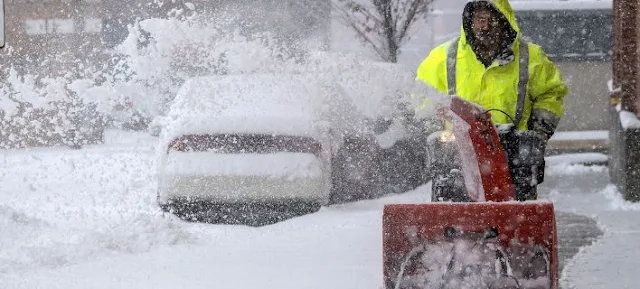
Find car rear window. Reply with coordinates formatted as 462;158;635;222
168;134;322;156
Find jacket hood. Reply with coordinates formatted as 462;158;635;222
461;0;521;65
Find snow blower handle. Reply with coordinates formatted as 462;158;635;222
447;97;516;202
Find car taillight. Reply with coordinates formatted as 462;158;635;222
168;138;186;153
306;141;322;157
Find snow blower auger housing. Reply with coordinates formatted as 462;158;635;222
382;97;558;289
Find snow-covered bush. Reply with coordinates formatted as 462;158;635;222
0;68;104;149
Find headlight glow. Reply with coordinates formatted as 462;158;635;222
439;131;456;142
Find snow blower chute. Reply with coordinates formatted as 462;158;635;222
383;96;558;289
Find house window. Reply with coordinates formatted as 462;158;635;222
24;18;102;35
50;18;74;34
85;18;102;33
25;19;47;35
24;18;74;35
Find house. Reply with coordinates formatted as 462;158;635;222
3;0;103;77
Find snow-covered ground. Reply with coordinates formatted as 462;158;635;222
0;130;190;275
0;130;634;289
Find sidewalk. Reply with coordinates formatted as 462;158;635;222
554;212;603;275
539;156;638;288
540;158;607;284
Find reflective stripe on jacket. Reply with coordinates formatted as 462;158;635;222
416;0;568;131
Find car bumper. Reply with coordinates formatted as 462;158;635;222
158;174;329;204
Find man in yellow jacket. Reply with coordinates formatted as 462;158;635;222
418;0;568;200
418;0;567;141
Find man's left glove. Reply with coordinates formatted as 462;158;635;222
527;108;561;143
518;130;547;160
515;130;547;188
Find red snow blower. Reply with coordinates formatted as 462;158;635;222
383;97;558;289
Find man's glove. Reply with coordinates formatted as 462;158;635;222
527;109;561;142
519;130;548;159
514;130;547;188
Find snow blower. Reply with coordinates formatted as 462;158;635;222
383;96;558;289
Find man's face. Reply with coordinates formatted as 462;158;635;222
471;8;503;48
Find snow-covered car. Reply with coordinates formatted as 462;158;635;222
156;73;380;223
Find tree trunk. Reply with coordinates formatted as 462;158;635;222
387;42;398;63
379;1;398;63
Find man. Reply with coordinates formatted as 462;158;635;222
417;0;568;200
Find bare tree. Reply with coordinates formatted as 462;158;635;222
333;0;434;63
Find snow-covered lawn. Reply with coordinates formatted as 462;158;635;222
0;130;191;275
1;190;432;289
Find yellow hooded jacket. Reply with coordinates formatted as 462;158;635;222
417;0;567;138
